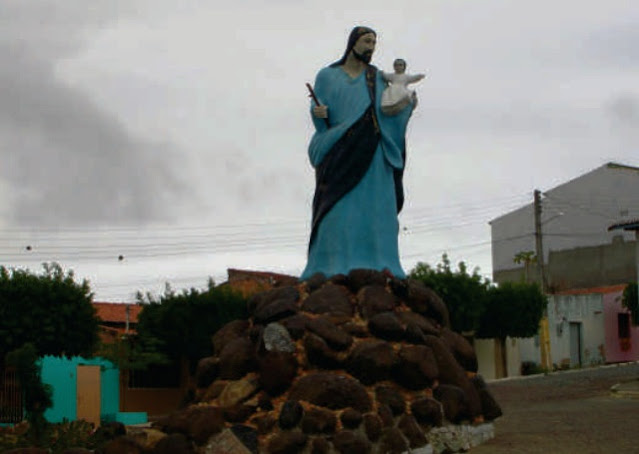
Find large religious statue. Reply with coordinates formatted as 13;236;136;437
301;26;417;280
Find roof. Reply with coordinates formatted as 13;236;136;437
93;302;142;324
554;284;627;296
608;219;639;231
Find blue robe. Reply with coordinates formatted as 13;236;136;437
301;65;413;280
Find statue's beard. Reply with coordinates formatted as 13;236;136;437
352;48;373;64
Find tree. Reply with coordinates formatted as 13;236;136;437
477;281;547;340
409;254;490;334
477;281;547;375
513;250;537;283
0;263;100;359
135;280;248;372
621;282;639;325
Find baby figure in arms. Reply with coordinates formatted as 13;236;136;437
380;58;425;115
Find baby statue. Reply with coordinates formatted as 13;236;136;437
380;58;425;115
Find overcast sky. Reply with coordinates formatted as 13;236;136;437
2;0;638;301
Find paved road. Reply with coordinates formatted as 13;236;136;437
472;363;639;454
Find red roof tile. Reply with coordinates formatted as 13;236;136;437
93;302;142;323
554;284;627;295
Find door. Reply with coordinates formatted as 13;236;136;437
76;365;101;426
569;322;582;367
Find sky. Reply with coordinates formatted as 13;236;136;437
2;0;638;302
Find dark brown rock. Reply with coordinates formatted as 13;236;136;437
99;436;144;454
357;285;398;319
332;430;372;454
254;299;298;324
201;380;227;402
230;425;258;454
306;317;353;350
393;345;439;390
363;413;383;441
213;320;250;355
279;400;304;429
223;404;255;423
434;384;469;423
305;272;327;291
378;427;408;454
404;323;428;344
347;268;387;293
301;407;338;434
397;311;440;336
252;415;276;435
329;273;348;286
304;333;343;369
288;372;372;412
219;338;256;380
151;433;194;454
310;437;330;454
249;286;299;314
377;404;395;427
266;430;308;454
341;321;369;337
153;405;225;445
423;335;482;418
441;327;478;372
302;283;353;316
346;340;397;385
195;356;219;388
63;449;93;454
368;312;405;341
340;408;363;429
258;351;297;396
375;385;405;416
471;374;503;420
279;314;309;340
410;397;443;427
257;392;274;410
405;279;450;327
398;414;427;448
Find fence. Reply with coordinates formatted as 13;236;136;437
0;367;23;424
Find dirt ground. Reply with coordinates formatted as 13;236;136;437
471;363;639;454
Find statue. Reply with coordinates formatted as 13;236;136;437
381;58;425;115
301;26;418;280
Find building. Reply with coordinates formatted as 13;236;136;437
490;162;639;291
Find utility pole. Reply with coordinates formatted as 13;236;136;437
534;189;552;370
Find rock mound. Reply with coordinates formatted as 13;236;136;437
149;269;502;453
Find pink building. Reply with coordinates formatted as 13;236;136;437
602;285;639;363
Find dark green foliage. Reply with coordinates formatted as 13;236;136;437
135;280;248;371
622;282;639;325
477;282;547;339
409;254;490;333
0;263;99;359
6;343;53;444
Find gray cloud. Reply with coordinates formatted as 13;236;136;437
1;1;185;226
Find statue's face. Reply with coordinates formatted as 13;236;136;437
393;60;406;74
352;32;376;64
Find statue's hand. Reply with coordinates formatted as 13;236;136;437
313;105;328;119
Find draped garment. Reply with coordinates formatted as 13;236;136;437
301;65;413;280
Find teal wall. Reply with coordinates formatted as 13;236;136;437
40;356;119;423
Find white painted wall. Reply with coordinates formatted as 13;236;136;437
491;163;639;273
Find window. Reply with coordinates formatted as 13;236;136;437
618;313;631;339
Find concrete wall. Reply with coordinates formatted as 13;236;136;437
491;163;639;283
40;356;119;423
517;294;607;369
604;290;639;363
548;294;606;367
